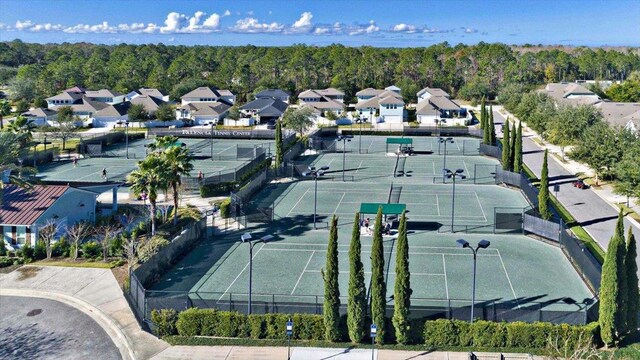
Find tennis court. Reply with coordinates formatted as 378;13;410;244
151;137;594;320
35;137;273;183
331;135;480;156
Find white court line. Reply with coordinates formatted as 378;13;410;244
216;144;236;154
462;159;470;177
334;192;346;214
259;248;501;256
435;194;441;216
497;248;521;309
442;254;449;300
287;187;310;217
474;191;488;222
355;160;363;174
432;162;436;175
218;243;265;301
291;250;315;295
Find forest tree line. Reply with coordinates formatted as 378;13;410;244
1;39;640;106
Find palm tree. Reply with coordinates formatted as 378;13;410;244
0;99;10;130
7;115;36;148
0;132;34;206
127;155;170;235
162;145;194;225
147;135;181;152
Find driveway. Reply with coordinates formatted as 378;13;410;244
0;295;121;360
492;110;640;284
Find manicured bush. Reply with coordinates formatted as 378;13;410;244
34;240;47;260
471;320;506;348
176;308;204;336
21;242;34;262
137;235;170;263
219;198;231;219
82;241;101;259
0;256;14;267
151;309;178;337
424;319;462;347
0;239;6;256
51;237;70;257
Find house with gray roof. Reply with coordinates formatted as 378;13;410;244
177;102;231;125
541;82;601;106
595;102;640;135
126;88;169;102
181;87;236;106
240;98;288;123
415;87;469;126
130;95;166;115
255;89;291;104
355;87;405;123
298;88;345;116
21;108;58;126
85;89;125;105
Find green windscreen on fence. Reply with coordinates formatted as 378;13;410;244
359;203;406;215
385;138;413;145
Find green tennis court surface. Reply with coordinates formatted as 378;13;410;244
152;136;595;318
35;137;274;183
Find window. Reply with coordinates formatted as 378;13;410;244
16;226;27;245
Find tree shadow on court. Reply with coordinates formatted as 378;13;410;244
579;214;619;227
522;149;544;155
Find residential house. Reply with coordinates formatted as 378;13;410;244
130;95;165;116
177;102;231;125
415;87;469;126
240;98;288;123
85;89;125;105
126;88;169;102
21;108;58;126
594;102;640;135
354;87;405;123
45;90;84;108
298;88;345;116
1;185;97;250
180;87;236;106
541;82;601;106
255;89;290;104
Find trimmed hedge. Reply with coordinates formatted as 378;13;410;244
423;319;600;350
154;308;600;351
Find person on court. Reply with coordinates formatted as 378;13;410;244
101;167;108;180
73;157;78;167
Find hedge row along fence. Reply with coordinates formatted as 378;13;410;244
151;308;600;351
199;158;271;198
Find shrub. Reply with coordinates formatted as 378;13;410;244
110;235;123;257
219;198;231;219
34;240;47;260
471;320;506;347
21;242;34;262
51;237;70;257
110;259;125;267
176;308;204;336
151;309;178;337
82;241;101;259
0;239;6;256
424;319;461;347
0;256;14;267
137;235;170;263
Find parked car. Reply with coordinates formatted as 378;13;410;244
572;179;589;189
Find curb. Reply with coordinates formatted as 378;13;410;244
0;288;137;360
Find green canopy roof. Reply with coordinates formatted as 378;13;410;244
359;203;406;215
386;138;413;145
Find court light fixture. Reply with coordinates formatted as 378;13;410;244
439;138;455;182
336;135;353;182
444;168;466;232
456;238;491;323
302;165;330;229
241;233;252;242
241;232;273;314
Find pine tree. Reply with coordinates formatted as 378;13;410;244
347;212;367;343
509;121;517;171
501;118;511;170
599;210;628;346
513;122;523;173
538;150;551;220
323;214;341;341
370;207;386;344
489;106;496;145
274;119;283;170
392;211;412;344
625;227;639;335
479;96;486;129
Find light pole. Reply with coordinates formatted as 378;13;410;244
286;318;293;360
456;239;490;323
336;135;353;181
439;137;454;182
208;121;215;161
241;233;273;314
444;168;466;232
356;116;363;154
370;324;377;360
302;166;329;229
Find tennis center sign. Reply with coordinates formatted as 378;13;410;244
148;128;279;139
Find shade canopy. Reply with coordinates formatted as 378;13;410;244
386;138;413;145
359;203;406;215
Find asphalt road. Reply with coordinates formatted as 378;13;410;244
492;110;640;284
0;296;121;360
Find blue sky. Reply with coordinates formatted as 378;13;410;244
0;0;638;47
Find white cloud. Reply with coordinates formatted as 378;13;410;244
223;10;231;17
314;27;329;35
247;10;254;16
348;20;379;36
160;11;222;33
15;20;35;30
292;12;313;28
392;23;418;33
424;27;451;34
230;17;284;33
203;14;221;29
462;27;478;34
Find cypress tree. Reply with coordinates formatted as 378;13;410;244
479;96;486;129
599;210;628;346
323;214;340;341
489;106;496;145
274;119;283;169
538;150;551;220
370;207;386;344
501;118;511;170
513;122;523;174
347;212;367;343
392;211;412;344
482;106;490;144
509;121;517;171
625;227;639;335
